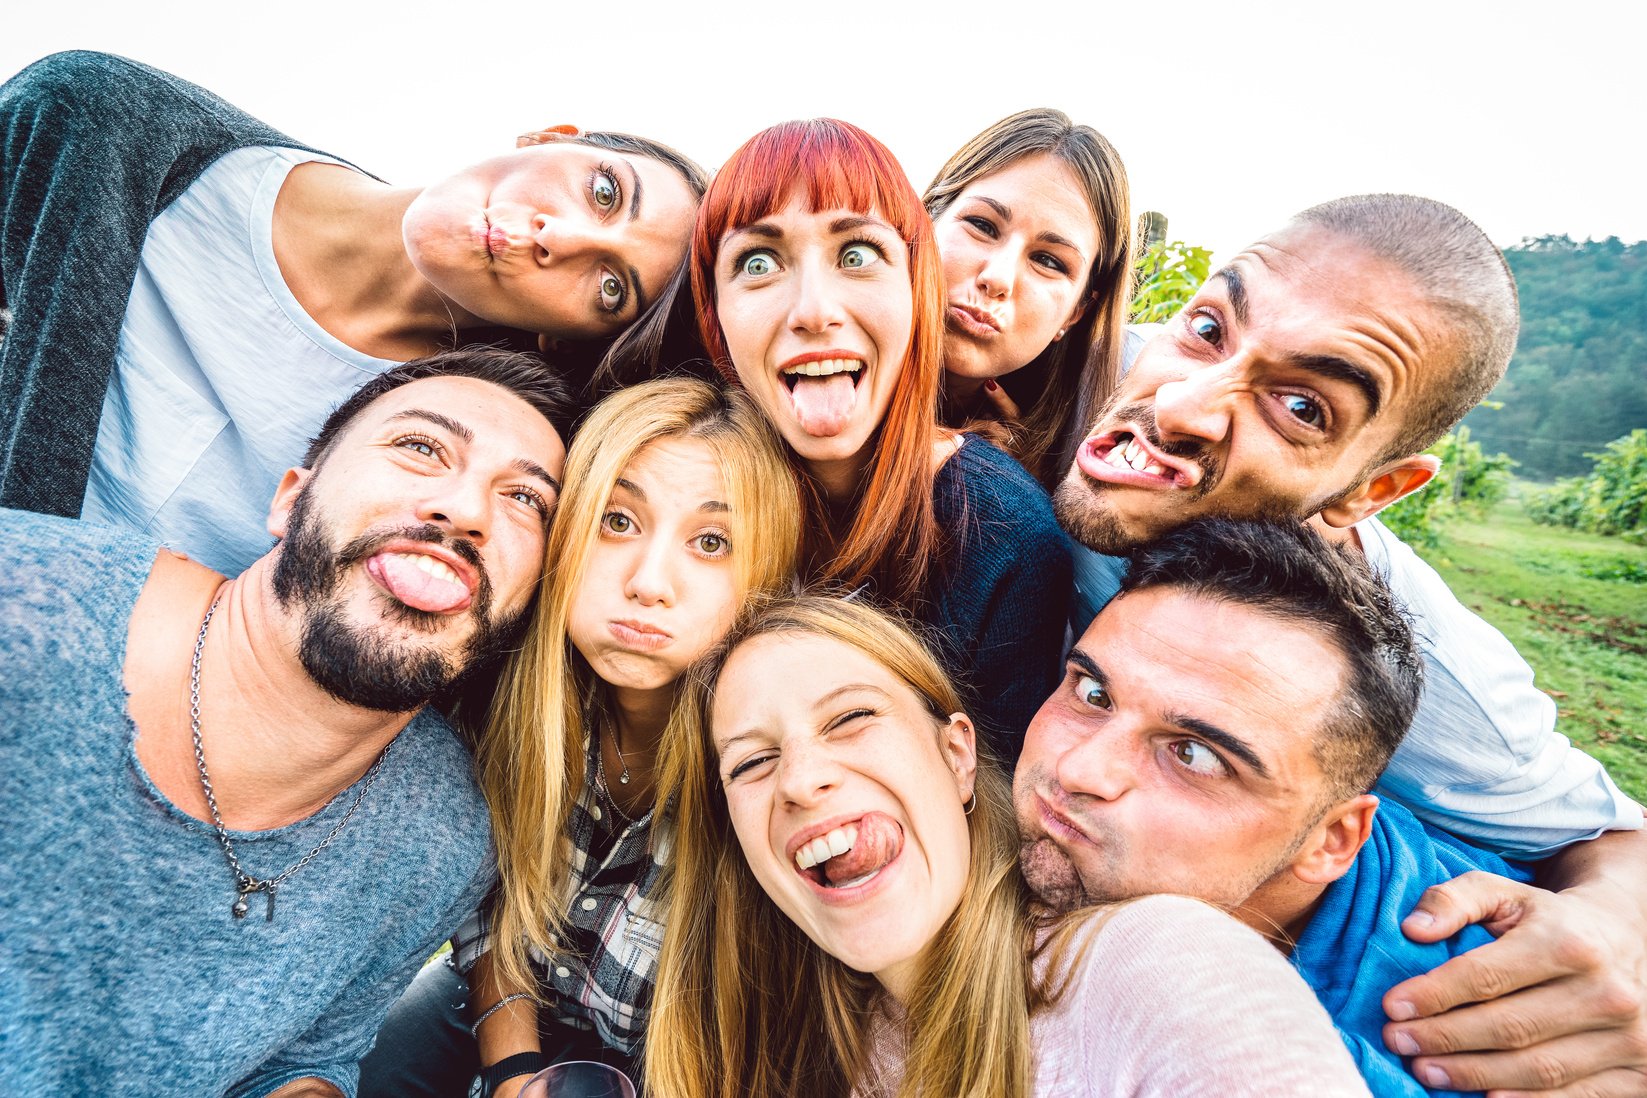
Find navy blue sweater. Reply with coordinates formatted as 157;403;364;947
921;435;1074;760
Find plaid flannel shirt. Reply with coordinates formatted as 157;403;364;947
453;733;670;1055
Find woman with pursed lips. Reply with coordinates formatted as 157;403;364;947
357;378;801;1098
647;596;1371;1098
925;109;1138;486
686;118;1074;755
0;51;705;579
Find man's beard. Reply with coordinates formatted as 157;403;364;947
271;490;530;712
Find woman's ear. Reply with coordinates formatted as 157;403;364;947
517;124;581;149
940;712;979;804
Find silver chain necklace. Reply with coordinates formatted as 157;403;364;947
190;595;391;922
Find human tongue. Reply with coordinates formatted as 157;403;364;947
370;552;471;613
822;813;902;886
787;373;857;437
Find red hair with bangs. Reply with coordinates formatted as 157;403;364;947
690;119;947;608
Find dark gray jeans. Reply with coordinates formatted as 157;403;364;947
359;959;640;1098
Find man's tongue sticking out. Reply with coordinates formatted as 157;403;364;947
370;552;471;613
788;373;857;437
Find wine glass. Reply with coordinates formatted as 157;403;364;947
518;1060;637;1098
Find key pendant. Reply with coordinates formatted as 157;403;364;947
264;883;277;923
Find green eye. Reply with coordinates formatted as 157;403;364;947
841;243;879;268
603;512;632;533
592;171;618;209
599;274;624;311
741;252;775;277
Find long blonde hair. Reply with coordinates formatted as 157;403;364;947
477;377;801;995
648;595;1044;1098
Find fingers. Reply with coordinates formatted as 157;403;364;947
1388;884;1618;1023
1401;870;1539;944
1398;1028;1647;1094
1488;1066;1647;1098
981;379;1021;419
1386;976;1635;1057
516;124;581;148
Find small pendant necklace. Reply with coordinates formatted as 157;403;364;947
605;718;633;785
190;595;391;922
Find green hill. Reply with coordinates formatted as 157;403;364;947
1463;236;1647;481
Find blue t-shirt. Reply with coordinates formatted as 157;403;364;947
0;510;495;1097
1293;799;1534;1097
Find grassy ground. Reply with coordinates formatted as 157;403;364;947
1409;483;1647;804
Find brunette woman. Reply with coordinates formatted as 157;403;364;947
358;378;800;1098
688;119;1073;753
926;108;1138;485
0;51;705;576
648;595;1370;1097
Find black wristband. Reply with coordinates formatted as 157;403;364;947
479;1051;551;1096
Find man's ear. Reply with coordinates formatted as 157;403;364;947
266;467;311;540
1290;793;1379;886
1318;453;1440;529
940;712;979;808
516;124;581;149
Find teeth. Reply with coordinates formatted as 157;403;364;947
1144;463;1165;476
832;867;881;890
398;552;459;584
781;358;864;378
794;824;857;871
1123;438;1141;462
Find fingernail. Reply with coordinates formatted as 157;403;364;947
1405;910;1435;931
1387;999;1416;1022
985;380;998;391
1419;1064;1450;1089
1390;1030;1418;1056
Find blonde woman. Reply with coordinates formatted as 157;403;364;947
360;378;801;1098
649;595;1370;1098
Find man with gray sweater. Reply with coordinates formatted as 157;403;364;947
0;349;570;1098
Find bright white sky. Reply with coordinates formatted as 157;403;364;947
7;0;1643;265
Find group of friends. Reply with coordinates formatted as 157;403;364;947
2;50;1645;1098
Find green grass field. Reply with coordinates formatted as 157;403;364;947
1409;484;1647;804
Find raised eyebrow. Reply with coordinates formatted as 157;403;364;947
731;221;784;241
628;263;646;317
1280;352;1383;417
971;196;1011;221
513;459;560;495
1210;266;1249;326
612;476;645;502
698;500;730;514
1036;230;1084;257
1166;713;1272;779
829;214;897;237
625;158;643;223
1065;646;1103;683
387;409;473;442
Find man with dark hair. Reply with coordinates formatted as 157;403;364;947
0;348;571;1097
1053;196;1646;1094
1018;519;1537;1094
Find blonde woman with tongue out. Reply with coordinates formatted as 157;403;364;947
686;118;1074;758
357;377;800;1098
646;595;1369;1098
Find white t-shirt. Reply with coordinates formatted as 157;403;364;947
81;146;397;577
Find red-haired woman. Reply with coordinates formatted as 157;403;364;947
689;119;1073;756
